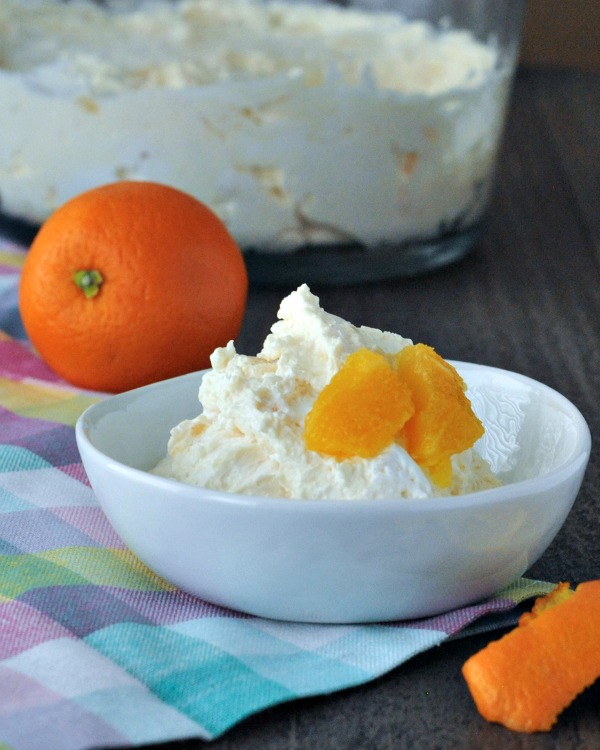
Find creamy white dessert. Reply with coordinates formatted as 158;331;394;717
0;0;513;253
154;285;499;500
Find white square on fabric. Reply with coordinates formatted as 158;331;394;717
0;467;97;508
4;637;141;697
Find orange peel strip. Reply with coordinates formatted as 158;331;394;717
462;580;600;733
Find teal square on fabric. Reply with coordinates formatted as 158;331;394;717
86;622;294;737
172;618;375;695
0;445;51;473
153;662;293;736
0;487;33;513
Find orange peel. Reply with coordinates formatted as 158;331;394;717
462;581;600;733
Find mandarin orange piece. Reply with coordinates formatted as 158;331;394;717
394;344;484;486
19;181;248;393
304;348;414;459
462;581;600;733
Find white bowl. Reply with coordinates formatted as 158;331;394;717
75;363;591;623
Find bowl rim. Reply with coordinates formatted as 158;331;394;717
75;361;591;515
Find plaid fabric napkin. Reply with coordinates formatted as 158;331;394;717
0;238;556;750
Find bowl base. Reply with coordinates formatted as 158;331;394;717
243;224;482;287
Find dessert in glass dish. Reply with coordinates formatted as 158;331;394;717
0;0;525;282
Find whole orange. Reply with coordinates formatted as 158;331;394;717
19;181;248;393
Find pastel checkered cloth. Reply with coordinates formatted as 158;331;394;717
0;238;556;750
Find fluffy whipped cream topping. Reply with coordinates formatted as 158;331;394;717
154;285;498;500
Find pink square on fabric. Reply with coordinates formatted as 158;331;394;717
0;600;74;660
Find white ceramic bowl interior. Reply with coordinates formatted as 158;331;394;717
76;362;591;623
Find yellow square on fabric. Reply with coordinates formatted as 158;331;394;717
39;547;175;592
0;376;99;426
0;247;26;269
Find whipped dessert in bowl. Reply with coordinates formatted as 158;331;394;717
154;285;499;500
75;287;590;622
0;0;524;281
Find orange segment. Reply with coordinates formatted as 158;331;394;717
304;348;414;459
462;581;600;733
394;344;484;487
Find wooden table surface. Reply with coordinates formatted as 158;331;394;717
155;67;599;750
